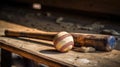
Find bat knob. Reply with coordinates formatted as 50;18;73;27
53;31;74;52
106;36;116;51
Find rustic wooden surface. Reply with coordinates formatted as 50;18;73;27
0;20;120;67
0;20;76;67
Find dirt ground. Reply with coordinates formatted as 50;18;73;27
0;2;120;67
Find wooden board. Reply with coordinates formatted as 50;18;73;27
0;20;120;67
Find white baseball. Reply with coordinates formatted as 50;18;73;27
53;31;74;52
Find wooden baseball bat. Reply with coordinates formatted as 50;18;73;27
5;29;116;51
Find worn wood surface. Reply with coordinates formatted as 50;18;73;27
0;40;75;67
0;20;76;67
0;20;120;67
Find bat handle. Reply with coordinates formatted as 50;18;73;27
5;29;56;41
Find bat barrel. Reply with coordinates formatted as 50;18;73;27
72;33;116;51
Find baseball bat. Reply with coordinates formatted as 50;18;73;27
5;29;116;51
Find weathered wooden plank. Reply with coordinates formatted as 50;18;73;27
0;40;76;67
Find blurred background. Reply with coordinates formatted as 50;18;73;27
0;0;120;67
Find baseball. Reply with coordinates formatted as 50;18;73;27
53;31;74;52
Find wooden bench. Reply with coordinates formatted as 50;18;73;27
0;20;120;67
